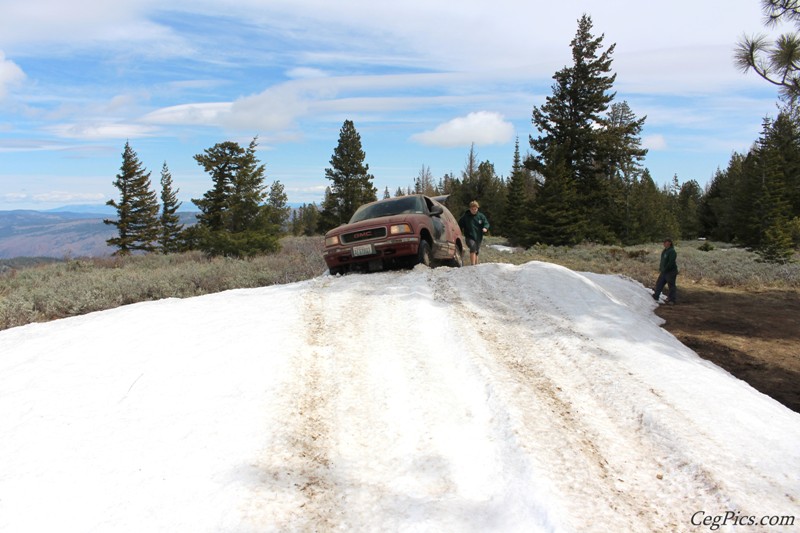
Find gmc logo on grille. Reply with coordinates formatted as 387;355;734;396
353;231;373;239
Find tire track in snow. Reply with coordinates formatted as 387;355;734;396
251;269;561;531
430;269;654;530
433;266;733;532
435;264;785;531
477;265;792;517
243;276;345;532
244;264;787;531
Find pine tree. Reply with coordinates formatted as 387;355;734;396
226;138;266;234
750;114;796;260
735;0;800;101
320;120;377;230
529;14;617;242
264;180;290;235
318;186;341;232
676;180;702;240
525;150;584;246
105;142;160;255
158;162;184;253
698;155;747;242
414;165;438;196
627;170;679;243
293;203;320;236
505;138;530;245
191;137;278;256
193;141;241;232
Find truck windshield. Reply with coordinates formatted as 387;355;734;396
349;196;425;223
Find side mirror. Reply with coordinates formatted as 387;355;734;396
430;205;444;216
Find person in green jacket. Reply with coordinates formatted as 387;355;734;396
458;200;490;266
652;238;678;304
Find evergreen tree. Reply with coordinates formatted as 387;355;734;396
264;180;290;235
319;120;377;230
599;101;648;241
226;138;266;234
193;141;242;232
292;203;320;236
525;149;584;246
104;142;160;255
698;155;747;242
505;138;531;245
627;170;679;243
158;162;184;253
736;0;800;102
446;145;506;232
749;114;796;260
191;137;278;256
318;186;341;232
676;180;702;240
414;165;438;196
529;14;618;242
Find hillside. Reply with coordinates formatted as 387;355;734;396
0;210;197;259
1;263;797;532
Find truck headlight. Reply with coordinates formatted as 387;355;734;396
325;235;340;246
389;223;413;235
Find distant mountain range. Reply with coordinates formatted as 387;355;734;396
0;206;198;259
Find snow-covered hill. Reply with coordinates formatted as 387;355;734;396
1;262;798;532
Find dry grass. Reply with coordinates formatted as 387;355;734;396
480;237;800;290
2;235;797;332
0;237;327;330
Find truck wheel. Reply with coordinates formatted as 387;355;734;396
417;240;432;267
451;244;463;268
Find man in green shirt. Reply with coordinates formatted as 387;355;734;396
458;201;490;266
652;238;678;304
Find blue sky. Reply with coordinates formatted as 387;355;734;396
0;0;787;210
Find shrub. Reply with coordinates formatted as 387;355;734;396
2;235;798;332
0;236;326;331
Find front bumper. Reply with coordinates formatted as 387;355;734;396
323;236;420;268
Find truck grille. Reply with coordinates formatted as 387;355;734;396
341;227;387;244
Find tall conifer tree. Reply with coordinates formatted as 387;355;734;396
191;137;277;256
158;162;184;253
505;138;530;245
105;142;160;255
320;120;377;230
529;14;617;243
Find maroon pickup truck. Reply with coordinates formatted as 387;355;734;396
322;194;464;274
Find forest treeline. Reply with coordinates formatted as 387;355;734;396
106;9;800;262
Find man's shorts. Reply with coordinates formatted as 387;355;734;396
466;238;481;254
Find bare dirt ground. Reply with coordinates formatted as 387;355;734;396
654;285;800;414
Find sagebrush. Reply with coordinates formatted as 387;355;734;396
1;236;797;331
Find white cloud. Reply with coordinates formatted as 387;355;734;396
285;67;328;79
142;103;231;126
410;112;514;148
32;191;107;203
0;51;25;99
48;122;159;140
0;191;106;204
643;134;667;151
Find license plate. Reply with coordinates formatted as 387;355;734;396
352;244;375;257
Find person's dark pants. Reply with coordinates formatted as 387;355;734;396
466;238;481;254
653;270;677;303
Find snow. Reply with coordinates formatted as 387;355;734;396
488;244;516;253
1;261;798;532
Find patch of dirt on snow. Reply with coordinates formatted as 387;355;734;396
654;285;800;413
